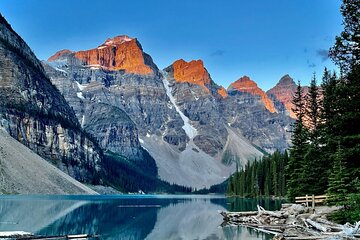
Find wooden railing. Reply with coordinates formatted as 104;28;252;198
295;195;328;210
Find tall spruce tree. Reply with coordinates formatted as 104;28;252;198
280;151;288;196
326;144;351;205
327;0;360;194
287;81;309;200
301;74;328;194
329;0;360;72
306;74;321;143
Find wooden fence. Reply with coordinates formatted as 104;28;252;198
295;195;328;210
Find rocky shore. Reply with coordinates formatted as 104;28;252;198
220;204;360;239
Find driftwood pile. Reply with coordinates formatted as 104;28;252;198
220;204;360;239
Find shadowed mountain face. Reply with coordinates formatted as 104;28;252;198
44;35;294;188
0;14;102;184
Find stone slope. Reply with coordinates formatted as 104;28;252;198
0;129;98;194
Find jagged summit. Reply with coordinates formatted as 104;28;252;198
165;59;228;98
47;35;154;75
48;49;73;62
172;59;212;86
230;76;258;88
267;74;298;118
101;35;134;47
230;76;277;113
277;74;296;86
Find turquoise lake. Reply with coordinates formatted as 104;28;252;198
0;195;284;239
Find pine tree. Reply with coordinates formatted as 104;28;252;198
287;81;309;200
301;74;328;194
327;0;360;190
272;153;279;196
280;151;288;196
326;144;351;205
329;0;360;72
306;73;321;143
226;175;235;195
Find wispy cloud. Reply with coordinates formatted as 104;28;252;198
317;49;329;62
210;50;225;57
307;60;316;68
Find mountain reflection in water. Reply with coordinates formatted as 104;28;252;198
0;195;281;240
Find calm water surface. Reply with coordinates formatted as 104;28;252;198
0;195;283;239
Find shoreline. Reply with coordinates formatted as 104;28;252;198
220;203;359;239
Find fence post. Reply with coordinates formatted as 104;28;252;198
305;195;309;207
312;194;315;213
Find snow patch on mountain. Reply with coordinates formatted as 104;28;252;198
162;73;198;139
75;81;87;91
76;92;85;99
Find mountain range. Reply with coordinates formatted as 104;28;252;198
0;14;304;192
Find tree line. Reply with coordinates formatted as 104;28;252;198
226;151;288;197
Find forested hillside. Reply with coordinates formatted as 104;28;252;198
227;151;288;197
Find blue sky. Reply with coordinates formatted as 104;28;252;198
0;0;342;90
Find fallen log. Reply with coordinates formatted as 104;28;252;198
243;224;281;236
315;217;343;227
306;219;330;232
257;205;283;218
284;236;331;240
301;218;309;228
219;210;257;217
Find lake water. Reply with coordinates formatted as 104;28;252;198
0;195;283;239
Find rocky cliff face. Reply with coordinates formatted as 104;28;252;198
48;35;157;75
223;76;292;153
172;59;211;87
267;74;297;118
221;90;292;154
163;60;228;157
42;63;147;162
230;76;277;113
267;74;311;119
44;58;187;162
0;14;101;183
